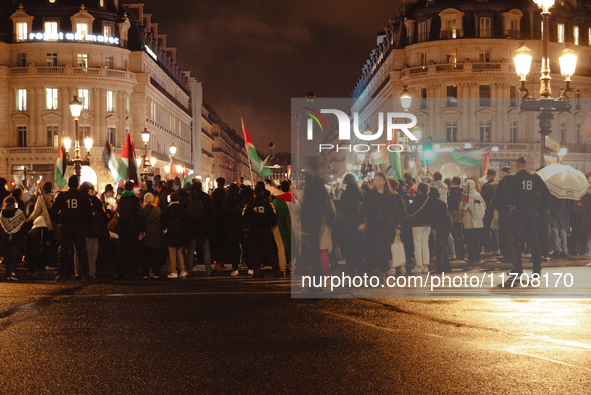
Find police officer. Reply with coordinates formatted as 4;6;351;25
503;157;551;276
242;185;280;278
51;175;92;283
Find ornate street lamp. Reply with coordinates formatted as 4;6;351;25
170;142;177;157
513;0;578;168
65;96;91;177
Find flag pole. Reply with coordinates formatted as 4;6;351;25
242;118;255;186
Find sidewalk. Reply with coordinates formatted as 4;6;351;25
451;255;591;271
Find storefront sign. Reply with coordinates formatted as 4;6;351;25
28;32;120;45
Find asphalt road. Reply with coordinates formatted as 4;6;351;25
0;274;590;394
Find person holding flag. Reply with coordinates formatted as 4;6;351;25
242;119;273;181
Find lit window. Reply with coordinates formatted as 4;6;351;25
79;89;90;110
105;56;113;69
446;19;457;38
418;22;427;42
588;27;591;46
446;121;458;142
104;25;113;37
16;22;27;41
76;23;88;37
44;22;58;40
558;23;565;43
479;49;490;62
16;89;27;111
46;88;58;110
77;54;88;68
107;91;115;112
574;26;579;45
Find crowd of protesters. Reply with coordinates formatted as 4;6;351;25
297;156;591;288
3;154;591;284
0;173;296;282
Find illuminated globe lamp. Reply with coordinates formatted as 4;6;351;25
557;147;568;164
400;86;412;112
66;96;90;177
139;128;155;180
559;48;578;98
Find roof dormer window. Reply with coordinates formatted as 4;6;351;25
10;5;34;42
439;9;464;39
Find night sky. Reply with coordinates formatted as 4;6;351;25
131;0;402;152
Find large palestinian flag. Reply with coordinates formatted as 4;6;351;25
55;134;69;188
102;139;119;183
242;119;272;177
451;145;494;168
117;132;141;184
182;164;190;185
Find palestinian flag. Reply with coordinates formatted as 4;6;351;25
182;164;190;185
117;132;141;185
482;156;490;178
55;134;69;188
451;145;494;168
462;182;470;207
170;159;178;179
102;139;119;183
242;119;272;177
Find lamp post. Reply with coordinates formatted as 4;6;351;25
400;86;412;112
138;128;155;180
513;0;577;168
295;89;315;189
558;147;568;164
65;96;92;177
169;143;177;177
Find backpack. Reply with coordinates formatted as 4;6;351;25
188;199;205;224
471;198;486;221
165;207;182;237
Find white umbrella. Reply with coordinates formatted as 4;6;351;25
536;163;589;200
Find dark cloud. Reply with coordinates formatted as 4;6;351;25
130;0;402;151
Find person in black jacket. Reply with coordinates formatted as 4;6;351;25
480;169;498;255
243;185;278;278
224;184;244;276
430;189;452;273
186;181;217;274
0;178;10;206
162;192;188;278
116;180;143;278
447;176;465;261
361;173;400;282
338;173;365;276
211;177;227;271
51;175;92;283
408;182;434;273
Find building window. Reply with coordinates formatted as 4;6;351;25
47;125;59;147
105;56;114;69
16;22;27;41
560;122;566;142
17;126;27;147
44;21;58;39
420;122;428;135
107;91;115;112
479;120;491;143
575;90;581;110
574;25;580;45
17;53;26;67
446;85;457;107
479;85;490;107
46;53;57;66
479;49;490;62
103;25;113;37
576;124;581;145
479;17;491;38
46;88;58;110
420;88;427;109
445;19;457;38
79;89;90;110
447;49;457;64
558;23;565;43
150;101;156;120
418;22;427;42
126;94;131;115
446;121;458;142
419;52;427;66
77;54;88;68
123;59;128;70
76;23;88;37
510;86;517;107
510;121;517;143
16;89;27;111
80;126;91;140
107;127;115;146
589;27;591;46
